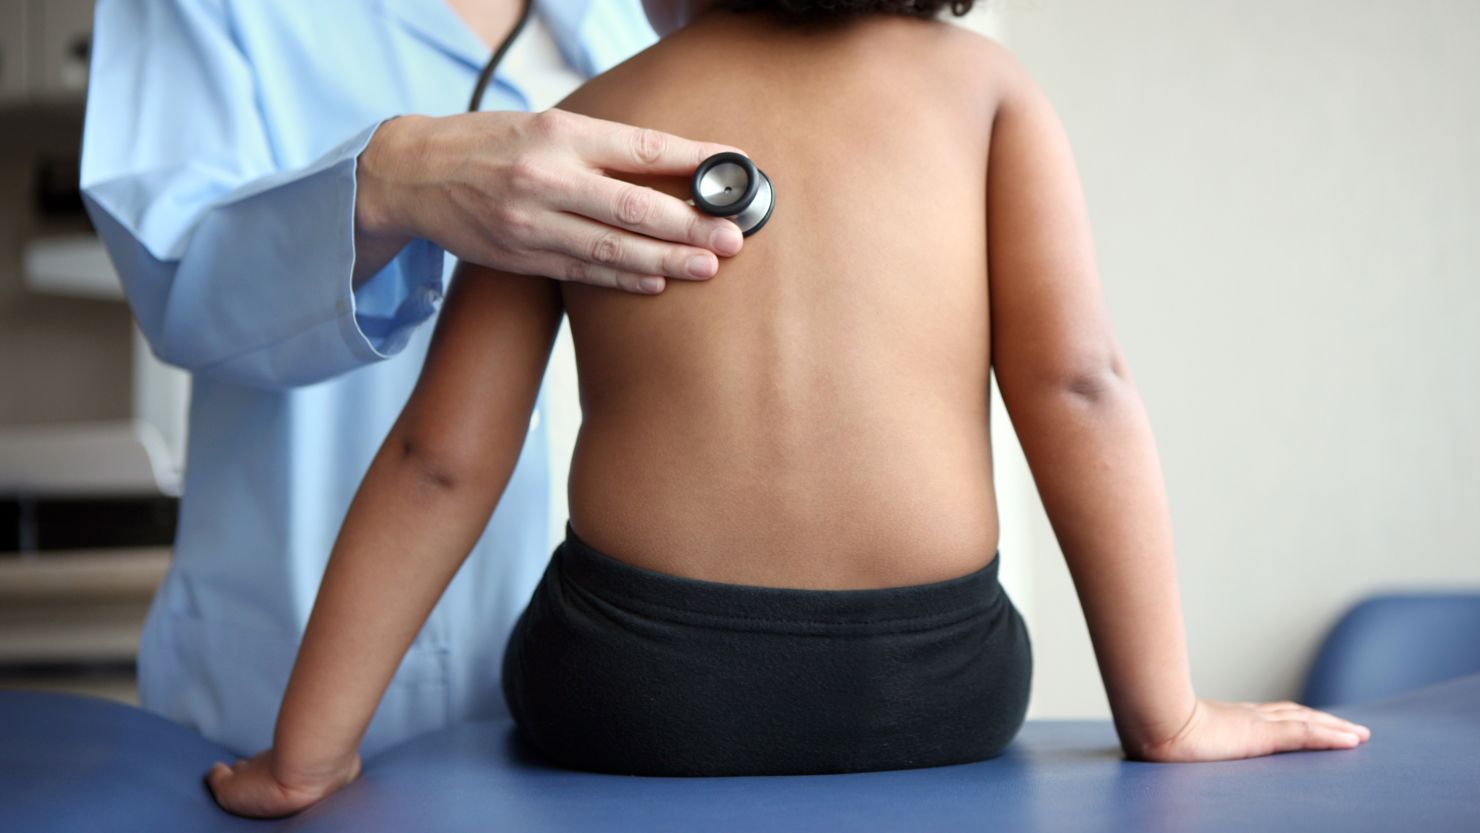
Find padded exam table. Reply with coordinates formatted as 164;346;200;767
3;675;1477;833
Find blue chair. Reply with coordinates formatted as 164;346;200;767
1302;593;1480;708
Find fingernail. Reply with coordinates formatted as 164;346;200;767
687;254;717;278
711;225;743;256
639;277;665;293
1341;732;1360;745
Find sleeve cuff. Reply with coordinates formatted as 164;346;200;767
347;236;448;360
335;116;449;362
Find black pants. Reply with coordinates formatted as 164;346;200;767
501;523;1032;777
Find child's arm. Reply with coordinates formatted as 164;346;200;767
986;58;1370;761
206;264;564;817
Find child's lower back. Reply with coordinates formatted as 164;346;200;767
557;11;1005;589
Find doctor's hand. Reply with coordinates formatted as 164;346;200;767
205;747;360;819
353;108;746;294
1127;698;1372;763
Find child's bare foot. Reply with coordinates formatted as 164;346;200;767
205;747;361;818
1131;698;1372;762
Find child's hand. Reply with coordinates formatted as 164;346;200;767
205;748;361;818
1131;698;1372;762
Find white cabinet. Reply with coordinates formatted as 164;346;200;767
0;0;29;103
23;235;192;479
32;0;92;99
0;0;93;104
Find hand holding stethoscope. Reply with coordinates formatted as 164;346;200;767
351;0;770;295
350;1;763;295
469;4;774;240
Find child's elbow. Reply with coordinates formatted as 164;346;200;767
1002;350;1134;409
1057;360;1131;405
393;431;505;496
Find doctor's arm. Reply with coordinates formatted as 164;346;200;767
205;265;563;818
82;0;742;390
81;0;448;388
985;58;1370;762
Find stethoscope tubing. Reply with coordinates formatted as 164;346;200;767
468;0;534;113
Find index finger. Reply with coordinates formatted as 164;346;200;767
562;111;746;175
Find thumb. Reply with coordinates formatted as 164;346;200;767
204;758;282;817
204;760;239;807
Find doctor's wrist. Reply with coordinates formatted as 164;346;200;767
350;116;430;284
356;115;427;243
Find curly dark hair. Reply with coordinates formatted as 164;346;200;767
722;0;976;20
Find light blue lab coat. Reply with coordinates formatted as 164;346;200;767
79;0;654;756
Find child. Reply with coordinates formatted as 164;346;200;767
209;0;1370;817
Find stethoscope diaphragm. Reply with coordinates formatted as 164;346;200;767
690;152;774;237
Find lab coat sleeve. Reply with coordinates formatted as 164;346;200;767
79;0;445;389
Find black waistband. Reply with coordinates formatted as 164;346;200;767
556;522;1002;629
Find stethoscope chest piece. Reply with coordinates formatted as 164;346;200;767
691;152;774;237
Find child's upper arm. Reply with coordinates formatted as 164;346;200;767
393;264;564;488
987;58;1127;403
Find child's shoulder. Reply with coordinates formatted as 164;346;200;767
560;14;1032;126
909;20;1037;109
902;15;1019;69
843;17;1036;132
841;16;1029;94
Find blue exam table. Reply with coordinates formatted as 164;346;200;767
3;674;1478;833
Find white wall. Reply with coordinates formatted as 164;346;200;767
967;0;1480;718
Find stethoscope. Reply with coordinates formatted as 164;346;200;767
688;152;775;237
469;1;774;237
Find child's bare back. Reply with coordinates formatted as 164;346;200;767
558;12;1005;588
206;3;1374;817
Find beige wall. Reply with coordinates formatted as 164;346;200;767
971;1;1480;717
